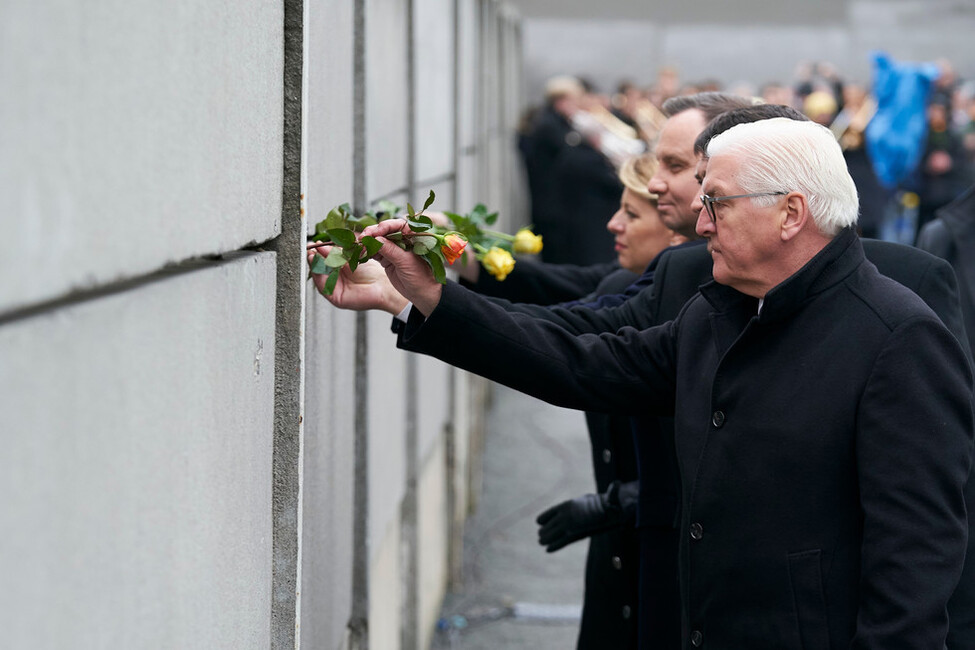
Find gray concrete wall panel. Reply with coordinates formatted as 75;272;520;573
301;299;358;649
659;25;851;89
522;4;975;102
305;0;356;224
415;0;457;183
299;2;356;640
417;437;449;650
457;0;480;162
851;1;975;82
416;353;452;454
0;252;275;648
521;19;664;100
509;0;849;23
366;311;409;549
366;0;410;200
0;1;283;313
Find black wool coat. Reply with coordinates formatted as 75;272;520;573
401;229;974;649
917;184;975;359
463;235;972;648
465;259;642;650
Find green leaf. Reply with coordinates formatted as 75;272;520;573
347;243;362;272
313;220;331;240
310;252;329;275
325;248;348;268
406;218;432;232
375;200;402;218
444;211;466;227
348;215;377;230
422;190;436;211
361;236;383;257
327;228;357;248
485;211;499;225
407;203;416;218
425;251;447;284
325;206;347;230
410;234;438;255
323;268;341;295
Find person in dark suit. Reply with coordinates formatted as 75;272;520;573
918;183;975;357
522;76;585;264
469;151;681;650
538;152;679;650
357;117;974;649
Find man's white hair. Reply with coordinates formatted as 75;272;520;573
706;118;859;236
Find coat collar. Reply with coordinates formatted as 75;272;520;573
699;227;863;323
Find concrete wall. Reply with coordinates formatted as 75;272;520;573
3;0;523;649
521;0;975;100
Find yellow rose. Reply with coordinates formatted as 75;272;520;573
481;247;516;281
512;228;544;254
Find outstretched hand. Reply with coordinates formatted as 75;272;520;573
306;242;409;314
361;220;444;316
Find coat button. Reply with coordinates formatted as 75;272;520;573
690;523;703;540
622;605;631;619
612;556;622;570
690;629;703;646
711;410;725;428
603;449;612;464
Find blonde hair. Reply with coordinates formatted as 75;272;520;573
544;75;584;102
617;153;659;201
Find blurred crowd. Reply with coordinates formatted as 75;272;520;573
518;58;975;262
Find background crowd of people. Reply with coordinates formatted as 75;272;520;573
518;58;975;261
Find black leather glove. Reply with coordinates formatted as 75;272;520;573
535;481;636;553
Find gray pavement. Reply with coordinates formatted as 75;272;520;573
431;384;596;649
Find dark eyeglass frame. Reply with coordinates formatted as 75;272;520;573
700;191;788;222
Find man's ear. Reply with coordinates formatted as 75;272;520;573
780;193;809;241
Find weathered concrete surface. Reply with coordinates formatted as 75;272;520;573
0;252;276;649
0;0;283;312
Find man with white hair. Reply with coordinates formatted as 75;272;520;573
357;118;974;648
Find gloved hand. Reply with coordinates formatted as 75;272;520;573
536;482;633;553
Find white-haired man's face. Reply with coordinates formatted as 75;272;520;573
696;153;790;298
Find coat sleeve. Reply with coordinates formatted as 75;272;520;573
470;274;661;334
854;315;974;648
398;281;679;416
461;259;619;305
912;253;973;363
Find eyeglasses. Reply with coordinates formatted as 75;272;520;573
700;191;788;222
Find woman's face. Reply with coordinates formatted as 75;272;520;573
606;188;677;273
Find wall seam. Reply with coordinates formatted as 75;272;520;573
349;0;370;646
268;0;306;647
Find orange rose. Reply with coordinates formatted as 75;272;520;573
441;233;468;265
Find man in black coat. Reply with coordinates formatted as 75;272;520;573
357;118;974;648
523;76;585;264
918;183;975;357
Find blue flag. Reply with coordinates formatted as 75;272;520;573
865;51;939;189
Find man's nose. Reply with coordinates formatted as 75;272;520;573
695;208;714;238
647;174;665;195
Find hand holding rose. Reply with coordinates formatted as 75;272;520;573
361;220;446;317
